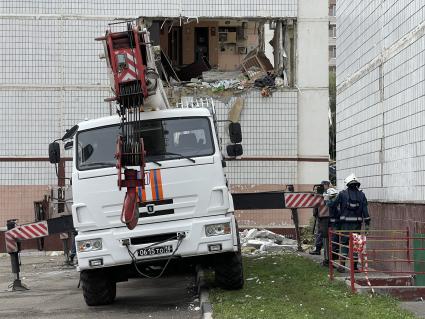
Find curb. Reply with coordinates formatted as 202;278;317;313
196;267;213;319
0;250;64;258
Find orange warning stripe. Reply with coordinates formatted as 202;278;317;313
141;187;146;201
150;171;157;200
149;169;164;201
137;187;146;202
155;170;164;200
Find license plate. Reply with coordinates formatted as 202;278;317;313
137;245;173;257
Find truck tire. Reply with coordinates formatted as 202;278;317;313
215;251;244;290
80;270;116;306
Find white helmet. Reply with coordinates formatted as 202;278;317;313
344;173;360;186
327;188;338;196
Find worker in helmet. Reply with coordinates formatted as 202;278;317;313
329;173;370;271
324;188;340;263
310;180;331;257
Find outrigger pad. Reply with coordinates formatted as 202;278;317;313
8;279;29;292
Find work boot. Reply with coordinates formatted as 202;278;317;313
337;262;346;273
309;249;321;255
337;266;346;273
322;259;329;267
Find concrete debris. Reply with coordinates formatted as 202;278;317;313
211;79;240;92
274;76;285;87
245;228;258;239
202;70;243;82
188;303;201;311
240;228;298;254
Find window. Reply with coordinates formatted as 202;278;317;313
76;117;215;171
329;46;336;58
329;4;336;16
77;125;119;170
329;25;336;38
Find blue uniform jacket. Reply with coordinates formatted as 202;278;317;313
325;198;340;224
327;188;370;225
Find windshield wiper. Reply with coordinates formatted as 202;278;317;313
163;152;196;163
80;162;115;168
150;160;162;166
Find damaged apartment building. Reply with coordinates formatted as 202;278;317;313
0;0;329;230
148;18;292;87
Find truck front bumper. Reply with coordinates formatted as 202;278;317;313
75;214;238;271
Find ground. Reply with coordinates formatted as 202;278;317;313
2;251;424;319
0;253;200;319
208;253;417;319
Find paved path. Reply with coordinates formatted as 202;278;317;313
0;254;200;319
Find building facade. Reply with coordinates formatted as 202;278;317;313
0;0;329;230
328;0;336;72
336;0;425;231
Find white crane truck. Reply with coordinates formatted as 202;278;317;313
49;21;244;306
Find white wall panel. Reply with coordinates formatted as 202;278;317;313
0;91;60;157
214;91;298;157
1;1;297;18
337;0;425;202
214;90;298;185
225;160;297;185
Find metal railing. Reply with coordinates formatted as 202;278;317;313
329;228;425;292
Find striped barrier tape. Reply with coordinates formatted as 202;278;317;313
5;221;49;253
284;192;323;209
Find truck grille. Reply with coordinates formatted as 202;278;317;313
139;209;174;218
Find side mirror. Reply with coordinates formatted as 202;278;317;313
48;142;61;164
64;141;73;150
62;125;78;141
227;144;243;157
228;122;242;143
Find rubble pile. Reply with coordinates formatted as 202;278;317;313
240;228;298;254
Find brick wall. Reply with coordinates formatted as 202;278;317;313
367;202;425;273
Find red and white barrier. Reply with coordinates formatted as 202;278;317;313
284;192;323;209
5;221;49;253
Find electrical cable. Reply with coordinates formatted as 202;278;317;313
124;233;185;279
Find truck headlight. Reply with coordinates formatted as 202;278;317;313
205;223;231;237
77;238;102;252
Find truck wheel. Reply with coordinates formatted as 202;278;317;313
215;251;244;290
80;270;116;306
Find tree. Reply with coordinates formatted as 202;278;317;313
329;71;336;162
329;71;336;185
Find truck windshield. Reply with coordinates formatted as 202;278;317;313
77;117;215;170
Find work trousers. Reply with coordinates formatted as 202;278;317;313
329;222;340;261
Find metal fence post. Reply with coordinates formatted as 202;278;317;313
290;208;302;251
329;228;334;281
6;219;28;291
349;232;355;293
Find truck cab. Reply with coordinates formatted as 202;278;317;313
67;107;243;305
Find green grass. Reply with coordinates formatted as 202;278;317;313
208;253;415;319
